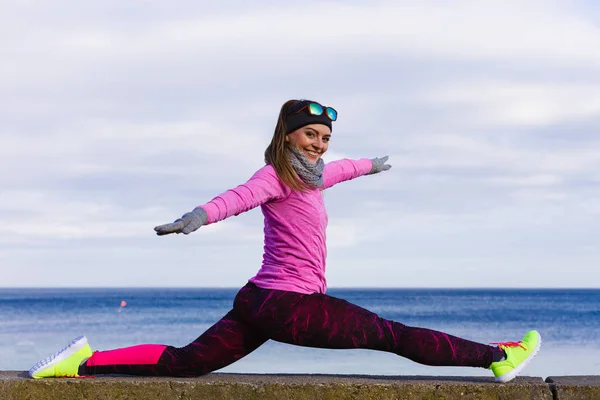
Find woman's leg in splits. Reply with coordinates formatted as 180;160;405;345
81;308;268;377
235;283;498;368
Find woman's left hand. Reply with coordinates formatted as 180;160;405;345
368;156;391;174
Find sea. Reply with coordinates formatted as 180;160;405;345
1;288;599;378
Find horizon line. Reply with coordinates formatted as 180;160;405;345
1;286;599;290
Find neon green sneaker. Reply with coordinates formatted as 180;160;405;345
29;336;93;379
489;330;541;383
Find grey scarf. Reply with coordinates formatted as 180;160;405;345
288;147;324;188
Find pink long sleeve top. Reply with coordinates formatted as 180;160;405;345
199;158;373;294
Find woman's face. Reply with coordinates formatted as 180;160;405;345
285;124;331;164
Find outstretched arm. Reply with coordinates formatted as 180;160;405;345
154;166;287;235
322;156;391;189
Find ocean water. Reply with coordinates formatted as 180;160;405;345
1;288;599;378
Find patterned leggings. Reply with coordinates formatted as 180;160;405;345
83;282;494;376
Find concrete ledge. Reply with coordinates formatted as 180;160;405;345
546;376;600;400
0;371;559;400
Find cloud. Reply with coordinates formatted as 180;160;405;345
1;0;599;287
421;82;600;126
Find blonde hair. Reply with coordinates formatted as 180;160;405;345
264;100;312;192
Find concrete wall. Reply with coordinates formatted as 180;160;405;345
1;372;599;399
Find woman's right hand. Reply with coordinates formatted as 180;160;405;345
154;207;208;236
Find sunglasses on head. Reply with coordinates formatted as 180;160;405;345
292;101;338;121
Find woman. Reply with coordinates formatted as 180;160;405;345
29;99;540;383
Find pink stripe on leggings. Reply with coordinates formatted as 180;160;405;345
86;344;167;367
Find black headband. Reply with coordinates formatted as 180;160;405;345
285;101;333;134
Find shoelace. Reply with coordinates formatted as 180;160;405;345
490;341;526;350
31;338;83;373
31;346;71;371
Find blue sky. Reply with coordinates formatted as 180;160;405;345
1;1;599;288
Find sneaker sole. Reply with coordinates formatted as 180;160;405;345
495;333;542;383
29;335;88;379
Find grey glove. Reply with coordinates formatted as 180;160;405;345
368;156;391;174
154;207;208;236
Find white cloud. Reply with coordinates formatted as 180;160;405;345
422;82;600;126
1;0;599;287
46;1;600;64
3;0;600;94
394;133;600;176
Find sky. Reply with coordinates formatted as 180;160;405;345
1;0;599;288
